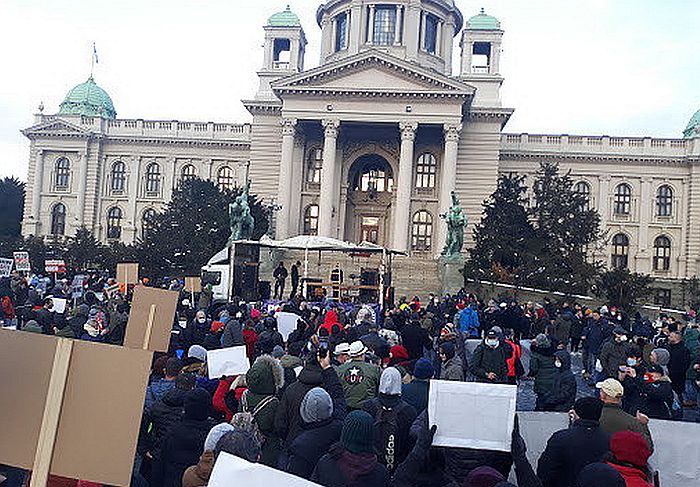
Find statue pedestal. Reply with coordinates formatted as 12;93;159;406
439;253;465;295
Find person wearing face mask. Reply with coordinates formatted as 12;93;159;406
182;310;211;349
470;327;512;384
618;347;647;416
599;327;632;379
542;350;577;412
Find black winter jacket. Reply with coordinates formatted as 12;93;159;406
536;419;610;487
275;364;325;447
470;342;511;383
401;379;430;414
401;322;432;360
543;351;577;412
147;387;186;459
311;444;390;487
157;417;215;487
362;394;418;471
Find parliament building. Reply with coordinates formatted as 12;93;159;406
20;1;700;305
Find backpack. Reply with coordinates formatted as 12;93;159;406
374;402;407;473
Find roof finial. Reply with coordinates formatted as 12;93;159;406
480;7;485;15
38;101;44;113
286;4;291;10
90;42;98;79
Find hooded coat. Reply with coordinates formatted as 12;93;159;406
543;351;577;412
146;387;187;459
240;354;284;467
275;363;325;447
362;394;417;472
311;443;390;487
555;309;575;345
529;343;557;395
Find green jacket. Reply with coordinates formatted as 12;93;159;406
683;327;700;379
599;403;654;452
336;359;380;409
529;351;557;395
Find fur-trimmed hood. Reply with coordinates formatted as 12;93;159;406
246;354;284;395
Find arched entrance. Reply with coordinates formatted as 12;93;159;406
345;154;394;245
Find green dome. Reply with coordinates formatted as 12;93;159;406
467;8;501;30
683;109;700;138
268;5;301;27
58;77;117;119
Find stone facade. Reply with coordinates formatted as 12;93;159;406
20;1;700;305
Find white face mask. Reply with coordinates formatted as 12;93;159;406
486;339;499;348
554;361;562;368
197;317;206;324
627;358;637;367
617;335;628;342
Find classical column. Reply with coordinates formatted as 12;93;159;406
637;177;653;272
30;149;45;231
74;151;88;229
392;122;418;251
436;123;462;254
276;118;297;239
318;119;340;237
367;5;376;44
129;156;142;241
393;6;403;45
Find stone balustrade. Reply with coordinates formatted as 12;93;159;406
501;133;688;157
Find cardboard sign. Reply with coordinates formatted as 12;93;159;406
275;311;302;341
0;258;13;277
116;262;139;285
51;341;151;485
184;276;202;293
428;380;517;451
13;251;31;272
124;286;179;352
207;346;250;379
45;259;66;274
209;452;322;487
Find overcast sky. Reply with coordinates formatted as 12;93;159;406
1;0;699;180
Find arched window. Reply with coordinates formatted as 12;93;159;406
50;203;66;235
415;153;437;189
145;163;161;194
181;164;196;182
656;185;673;217
574;181;591;211
611;233;629;269
653;235;671;271
303;205;319;235
142;208;157;240
217;166;235;190
411;211;433;251
111;161;126;192
351;156;393;193
54;157;70;189
613;183;632;215
307;148;323;184
107;207;123;240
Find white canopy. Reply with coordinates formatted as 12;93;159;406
231;235;406;255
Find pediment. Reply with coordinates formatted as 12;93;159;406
272;50;475;98
22;118;92;139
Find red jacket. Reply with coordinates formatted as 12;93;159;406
213;377;235;421
505;339;522;378
242;329;257;360
608;463;653;487
2;296;15;320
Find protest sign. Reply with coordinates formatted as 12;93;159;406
184;276;202;293
70;275;86;299
13;251;31;272
207;346;250;379
116;262;139;284
428;380;517;451
0;258;14;277
209;452;322;487
124;286;179;352
45;259;66;274
51;298;67;314
275;311;302;341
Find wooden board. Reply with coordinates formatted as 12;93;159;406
184;276;202;293
116;262;140;285
51;341;152;485
123;286;179;352
0;330;58;470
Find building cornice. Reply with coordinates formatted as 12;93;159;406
499;151;689;167
242;99;283;116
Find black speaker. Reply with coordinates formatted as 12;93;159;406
258;281;271;300
232;243;260;301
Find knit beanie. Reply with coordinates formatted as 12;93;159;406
413;358;435;380
440;342;456;359
610;431;652;468
341;410;375;454
463;465;505;487
573;397;604;421
534;333;550;348
379;367;402;396
188;344;207;363
652;348;670;366
272;345;285;359
300;387;333;424
204;423;235;451
184;388;211;421
390;345;409;361
576;463;625;487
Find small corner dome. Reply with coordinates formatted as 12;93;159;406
467;8;501;30
58;77;116;119
268;5;301;27
683;109;700;138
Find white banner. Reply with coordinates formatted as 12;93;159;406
209;452;322;487
0;258;13;277
13;251;30;272
207;346;250;379
428;380;517;451
275;311;301;341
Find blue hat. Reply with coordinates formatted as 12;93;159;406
413;358;434;380
341;411;374;454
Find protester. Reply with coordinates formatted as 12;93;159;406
542;350;577;412
664;330;692;402
439;342;465;381
607;431;654;487
576;463;625;487
599;327;632;379
529;334;558;410
402;358;434;414
596;378;654;450
470;327;510;383
336;341;381;410
144;358;183;413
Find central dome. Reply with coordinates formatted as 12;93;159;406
58;77;117;119
684;109;700;138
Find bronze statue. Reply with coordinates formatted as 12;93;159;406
440;191;467;256
229;181;254;241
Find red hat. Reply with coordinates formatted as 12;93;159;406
610;431;651;467
390;345;409;361
210;320;225;333
250;308;261;320
456;303;466;310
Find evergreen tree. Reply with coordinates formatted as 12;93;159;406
529;162;601;293
64;227;104;271
137;178;269;277
0;177;25;238
466;173;537;285
596;268;655;309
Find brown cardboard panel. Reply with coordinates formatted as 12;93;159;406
0;330;57;469
184;276;201;293
116;263;140;285
51;341;151;485
123;286;179;352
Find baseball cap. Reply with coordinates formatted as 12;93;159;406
596;378;624;398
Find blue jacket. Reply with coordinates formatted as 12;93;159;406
582;318;612;355
459;306;480;337
144;378;176;413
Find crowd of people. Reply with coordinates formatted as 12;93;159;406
2;269;700;487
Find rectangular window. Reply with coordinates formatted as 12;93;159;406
373;6;396;45
335;13;348;51
423;14;438;54
654;289;671;308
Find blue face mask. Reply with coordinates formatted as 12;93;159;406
486;339;499;347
